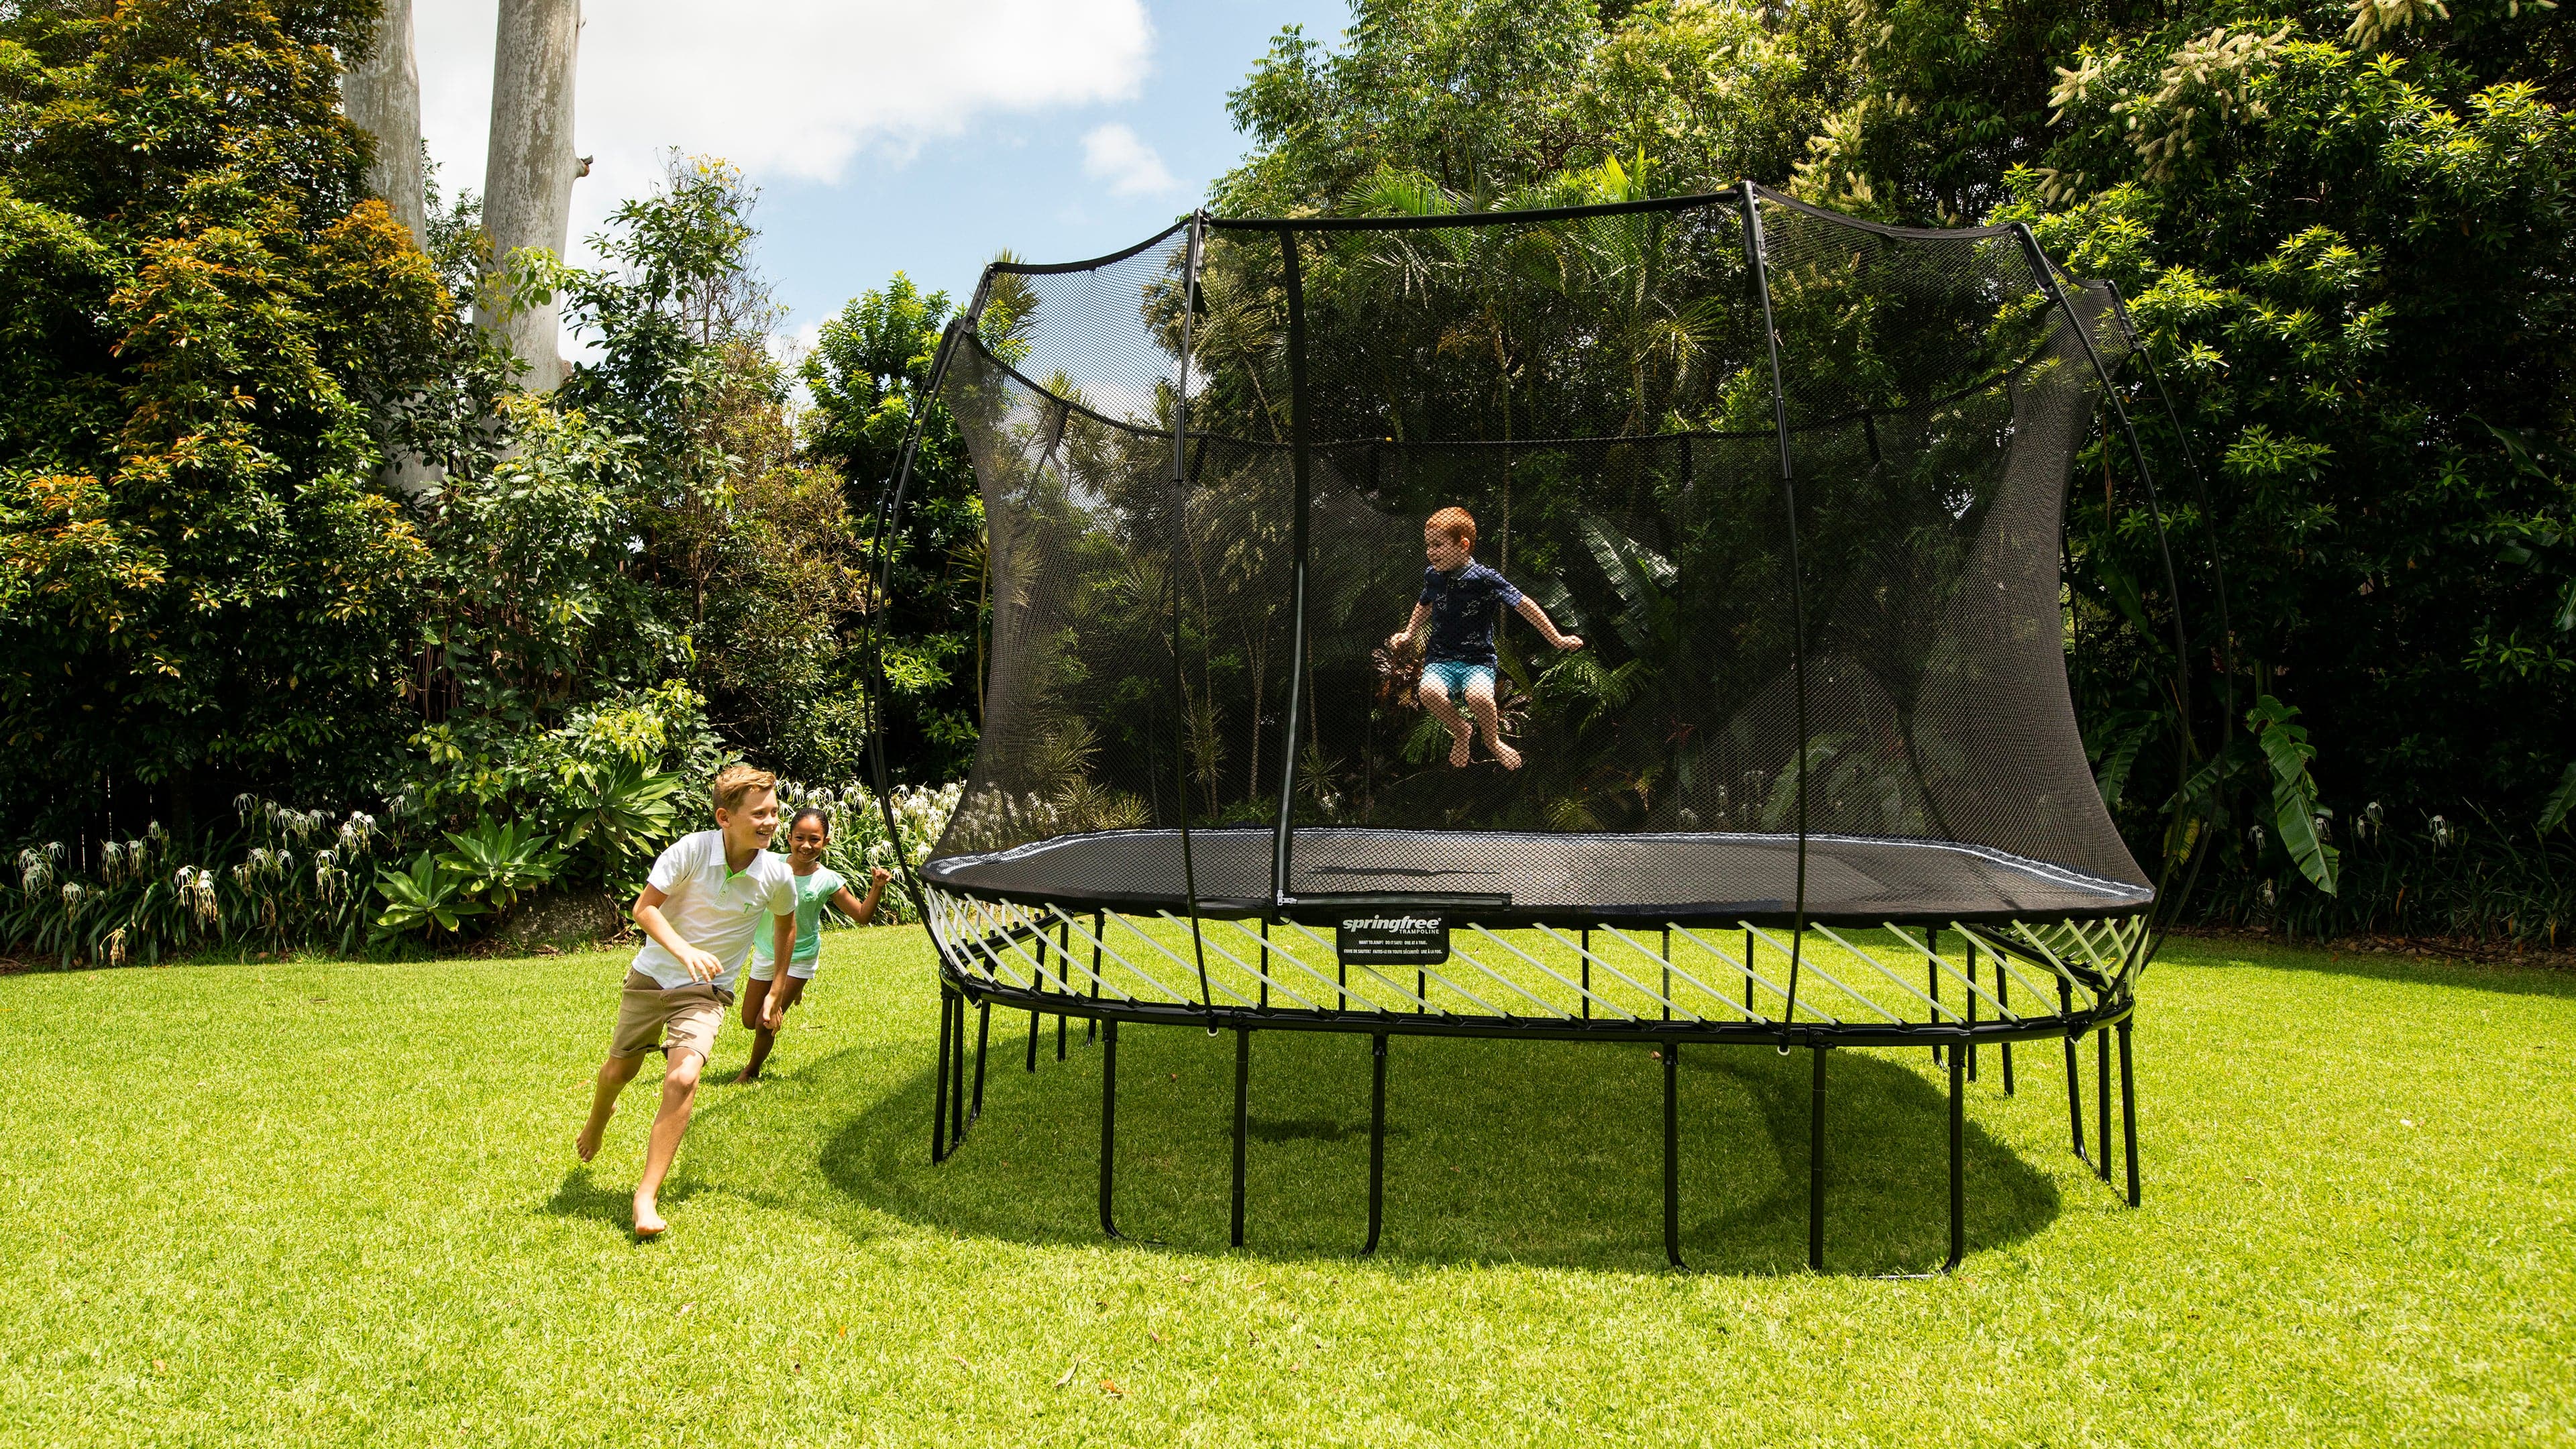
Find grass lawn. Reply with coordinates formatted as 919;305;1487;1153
1;927;2569;1446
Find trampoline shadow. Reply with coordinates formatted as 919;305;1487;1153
800;1014;2063;1275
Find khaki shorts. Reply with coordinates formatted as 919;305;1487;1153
611;970;733;1063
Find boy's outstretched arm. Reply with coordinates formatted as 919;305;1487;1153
1387;602;1433;653
1514;595;1583;651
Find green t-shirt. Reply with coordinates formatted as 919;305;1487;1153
752;865;845;966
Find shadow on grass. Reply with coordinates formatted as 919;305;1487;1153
691;1014;2065;1276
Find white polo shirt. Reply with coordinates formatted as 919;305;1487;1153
630;830;796;991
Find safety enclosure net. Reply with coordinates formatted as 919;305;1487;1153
909;184;2151;927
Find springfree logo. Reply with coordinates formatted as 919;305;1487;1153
1341;915;1442;933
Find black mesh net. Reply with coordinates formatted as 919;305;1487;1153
919;185;2150;926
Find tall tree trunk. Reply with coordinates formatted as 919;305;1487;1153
482;0;582;392
341;0;426;248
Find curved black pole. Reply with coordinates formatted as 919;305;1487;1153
1741;182;1812;1044
2015;227;2197;987
1166;211;1217;1029
1271;227;1313;910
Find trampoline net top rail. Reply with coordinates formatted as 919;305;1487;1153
908;183;2151;955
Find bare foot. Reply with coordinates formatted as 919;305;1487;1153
633;1198;667;1238
576;1117;608;1162
732;1067;761;1085
1490;739;1523;770
1448;727;1473;767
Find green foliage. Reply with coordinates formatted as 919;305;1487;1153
435;818;566;914
2248;694;2340;896
370;851;486;942
0;0;463;838
800;276;987;782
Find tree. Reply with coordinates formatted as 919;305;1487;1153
0;0;454;841
480;0;582;390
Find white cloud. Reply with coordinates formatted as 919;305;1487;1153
415;1;1157;263
1079;123;1179;198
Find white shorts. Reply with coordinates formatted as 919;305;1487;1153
748;956;816;983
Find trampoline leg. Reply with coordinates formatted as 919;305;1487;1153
1996;953;2015;1096
1928;957;1942;1065
1965;954;1978;1084
931;989;954;1165
1664;1042;1685;1269
1059;1013;1068;1061
1581;929;1591;1020
1744;928;1756;1016
951;994;968;1148
1363;1034;1387;1255
1026;1009;1039;1072
1099;1020;1121;1239
2096;1028;2113;1184
1945;1044;1965;1273
1088;913;1102;1045
1232;1028;1250;1248
1809;1045;1828;1273
971;1000;991;1125
2119;1018;2141;1208
2061;983;2086;1163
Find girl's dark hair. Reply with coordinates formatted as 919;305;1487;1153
788;806;831;835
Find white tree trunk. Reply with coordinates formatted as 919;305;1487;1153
482;0;582;392
341;0;427;249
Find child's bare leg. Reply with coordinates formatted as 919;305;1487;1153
734;977;773;1083
633;1048;706;1235
578;1052;647;1161
741;977;800;1080
1464;680;1518;769
1419;682;1473;766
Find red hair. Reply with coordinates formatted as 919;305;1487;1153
1426;506;1477;548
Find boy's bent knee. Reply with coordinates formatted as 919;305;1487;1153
663;1051;706;1091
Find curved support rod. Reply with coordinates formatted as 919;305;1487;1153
970;1000;991;1124
930;989;955;1165
2096;1028;2113;1184
2119;1018;2142;1206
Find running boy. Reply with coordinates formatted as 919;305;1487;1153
1387;505;1582;769
576;763;797;1237
735;807;894;1083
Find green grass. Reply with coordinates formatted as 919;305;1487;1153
1;929;2570;1446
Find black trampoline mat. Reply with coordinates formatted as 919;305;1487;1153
923;828;2152;926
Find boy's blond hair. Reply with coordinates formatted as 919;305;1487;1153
711;764;777;816
1428;505;1477;548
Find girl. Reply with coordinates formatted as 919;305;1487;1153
737;807;893;1082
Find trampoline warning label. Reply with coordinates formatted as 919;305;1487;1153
1336;912;1449;966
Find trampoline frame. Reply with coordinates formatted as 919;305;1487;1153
865;182;2204;1273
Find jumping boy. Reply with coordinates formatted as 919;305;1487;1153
575;763;797;1238
1386;505;1582;769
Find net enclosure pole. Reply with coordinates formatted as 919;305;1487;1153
1167;211;1216;1026
1271;226;1313;910
1741;182;1813;1036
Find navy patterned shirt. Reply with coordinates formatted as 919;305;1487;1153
1417;561;1524;666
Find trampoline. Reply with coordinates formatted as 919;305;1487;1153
867;182;2204;1271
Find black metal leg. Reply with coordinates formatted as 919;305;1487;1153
1088;913;1102;1045
1664;1042;1684;1269
1259;920;1271;1010
1945;1042;1965;1272
1581;928;1591;1020
1744;928;1756;1016
1965;953;1978;1084
1996;949;2015;1096
1099;1019;1120;1238
2062;983;2085;1162
1809;1044;1828;1273
951;992;968;1147
1363;1034;1387;1254
2096;1028;2112;1183
1232;1027;1250;1247
2118;1017;2141;1207
1928;956;1942;1065
1661;928;1672;1022
931;989;955;1165
1026;1009;1040;1072
971;1000;991;1124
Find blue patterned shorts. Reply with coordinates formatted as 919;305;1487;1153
1419;660;1497;703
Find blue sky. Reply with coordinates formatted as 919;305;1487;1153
415;1;1350;346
